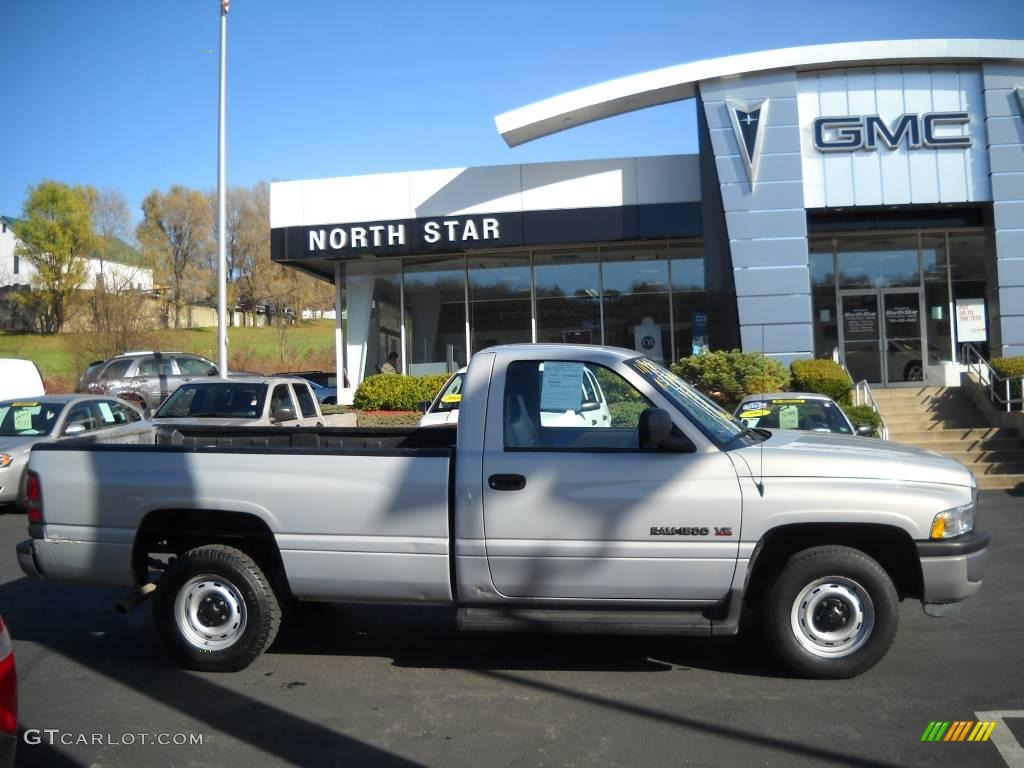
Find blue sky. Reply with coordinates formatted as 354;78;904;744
1;0;1020;227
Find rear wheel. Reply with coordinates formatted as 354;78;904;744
153;544;281;672
762;545;898;679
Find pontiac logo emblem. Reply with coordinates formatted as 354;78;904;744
727;99;769;188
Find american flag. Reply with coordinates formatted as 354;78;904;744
221;0;229;13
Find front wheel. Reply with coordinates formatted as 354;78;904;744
762;546;898;679
153;544;281;672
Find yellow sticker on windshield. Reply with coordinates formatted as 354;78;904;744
739;409;771;418
11;402;38;407
441;394;462;404
771;399;806;404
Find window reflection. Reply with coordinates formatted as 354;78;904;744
601;245;671;362
533;248;601;345
468;253;532;353
403;256;466;375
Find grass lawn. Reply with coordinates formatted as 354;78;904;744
0;321;339;389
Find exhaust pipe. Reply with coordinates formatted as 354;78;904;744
115;583;157;614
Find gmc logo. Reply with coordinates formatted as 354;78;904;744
813;111;971;152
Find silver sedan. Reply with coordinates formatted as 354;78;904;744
0;395;148;506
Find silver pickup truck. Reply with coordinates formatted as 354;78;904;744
16;344;988;678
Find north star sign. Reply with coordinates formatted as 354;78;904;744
813;111;972;152
307;216;502;254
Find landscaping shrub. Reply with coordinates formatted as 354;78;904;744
609;401;649;428
671;350;790;409
790;359;852;406
842;404;881;436
353;373;449;411
992;356;1024;403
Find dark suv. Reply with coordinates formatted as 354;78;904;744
76;352;219;414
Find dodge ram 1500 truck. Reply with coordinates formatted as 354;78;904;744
16;344;988;678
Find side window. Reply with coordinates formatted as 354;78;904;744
270;384;294;416
177;357;217;376
434;373;464;413
100;359;133;379
137;357;175;376
503;360;652;451
293;384;318;418
63;403;98;434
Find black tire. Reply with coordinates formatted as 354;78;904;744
153;544;281;672
762;546;898;679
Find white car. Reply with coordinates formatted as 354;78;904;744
733;392;870;436
0;359;44;402
419;365;612;428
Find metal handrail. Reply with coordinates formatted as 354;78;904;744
960;343;1023;413
834;347;889;439
853;379;889;440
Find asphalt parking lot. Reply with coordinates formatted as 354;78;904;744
1;491;1022;768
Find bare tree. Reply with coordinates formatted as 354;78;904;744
137;186;213;329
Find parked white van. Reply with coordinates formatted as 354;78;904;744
0;359;45;401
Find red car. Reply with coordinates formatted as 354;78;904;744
0;616;15;768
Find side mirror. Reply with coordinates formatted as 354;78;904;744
580;400;601;413
272;405;296;423
208;368;218;376
416;400;431;414
63;423;87;436
638;408;695;452
856;424;874;436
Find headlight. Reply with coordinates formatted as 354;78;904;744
930;497;976;539
0;454;12;469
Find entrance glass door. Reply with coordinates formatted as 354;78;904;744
841;293;882;384
840;290;924;387
882;291;925;384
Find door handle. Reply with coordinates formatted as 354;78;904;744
488;474;526;492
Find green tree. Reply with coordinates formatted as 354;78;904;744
137;186;213;329
12;181;97;333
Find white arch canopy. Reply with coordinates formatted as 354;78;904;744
494;38;1024;147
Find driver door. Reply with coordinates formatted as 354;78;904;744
480;358;741;602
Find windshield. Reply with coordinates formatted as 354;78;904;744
736;397;852;434
0;401;64;436
432;373;465;413
625;357;747;445
155;383;268;419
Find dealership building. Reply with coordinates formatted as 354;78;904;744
269;39;1024;399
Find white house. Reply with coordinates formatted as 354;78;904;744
0;215;153;292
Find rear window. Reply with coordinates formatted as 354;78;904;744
100;359;133;379
176;357;217;376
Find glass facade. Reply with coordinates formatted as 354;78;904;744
351;240;706;384
811;229;987;386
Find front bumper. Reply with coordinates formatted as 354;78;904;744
917;529;988;615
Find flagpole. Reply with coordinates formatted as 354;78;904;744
216;0;229;378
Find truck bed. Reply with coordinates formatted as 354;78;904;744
28;425;458;601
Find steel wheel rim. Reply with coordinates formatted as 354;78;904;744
790;576;874;659
174;574;247;651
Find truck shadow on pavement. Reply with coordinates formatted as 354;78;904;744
0;576;907;768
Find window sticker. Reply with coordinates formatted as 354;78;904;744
14;407;40;431
11;402;38;408
739;408;771;418
540;362;584;413
771;399;806;404
743;401;767;411
98;402;115;423
440;394;462;404
778;404;800;429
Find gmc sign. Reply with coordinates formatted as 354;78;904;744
813;111;971;152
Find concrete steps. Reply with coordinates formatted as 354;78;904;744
874;386;1024;491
